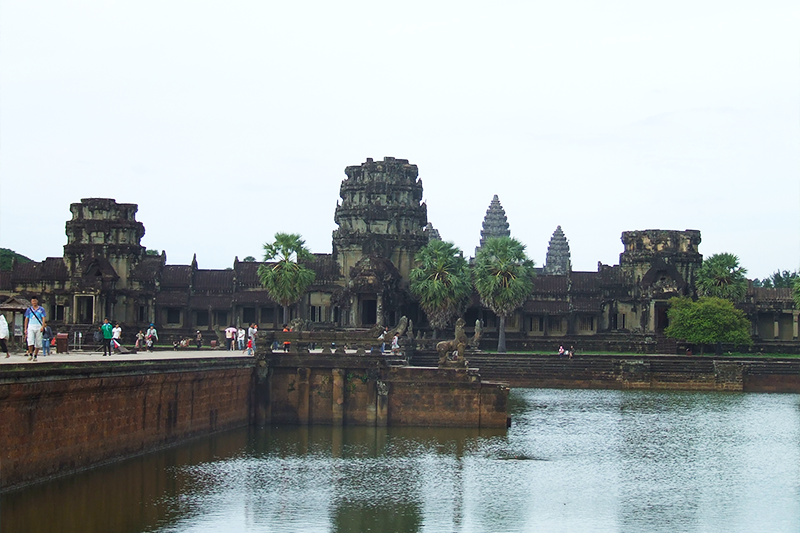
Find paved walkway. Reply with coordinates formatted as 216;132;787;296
0;347;254;364
0;347;377;364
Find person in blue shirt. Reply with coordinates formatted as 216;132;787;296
24;297;47;361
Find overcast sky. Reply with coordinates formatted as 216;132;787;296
1;0;798;280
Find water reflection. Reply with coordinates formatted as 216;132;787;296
2;389;798;533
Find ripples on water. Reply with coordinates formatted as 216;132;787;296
2;389;799;533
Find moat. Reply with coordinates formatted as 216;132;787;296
3;388;798;533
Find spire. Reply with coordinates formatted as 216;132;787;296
544;225;571;275
475;195;510;257
423;222;441;242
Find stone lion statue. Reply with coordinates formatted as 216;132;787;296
436;318;469;367
469;319;482;349
288;318;306;332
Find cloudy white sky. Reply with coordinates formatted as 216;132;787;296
1;0;798;280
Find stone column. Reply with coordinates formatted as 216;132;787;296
296;367;311;425
774;313;780;339
254;358;272;425
331;368;345;426
793;311;799;340
376;380;389;427
376;294;383;326
365;375;377;426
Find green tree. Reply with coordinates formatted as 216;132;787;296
257;233;316;324
793;278;800;308
696;253;748;302
753;270;798;288
473;236;535;353
664;296;752;354
242;256;256;262
409;240;472;338
145;249;160;256
0;248;32;271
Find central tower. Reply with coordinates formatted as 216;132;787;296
332;157;428;279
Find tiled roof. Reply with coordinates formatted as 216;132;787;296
748;287;794;302
308;254;342;284
189;294;236;308
572;296;604;312
531;276;569;295
155;291;189;306
234;290;276;306
234;261;264;287
522;300;570;314
570;271;602;292
194;270;234;291
131;256;163;280
12;258;69;282
161;266;192;287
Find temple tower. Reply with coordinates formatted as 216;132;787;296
544;226;571;275
63;198;146;285
474;195;510;257
332;157;428;279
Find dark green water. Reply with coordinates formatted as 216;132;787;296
3;389;799;532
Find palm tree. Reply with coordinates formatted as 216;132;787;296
257;233;316;324
696;253;748;302
473;236;535;353
409;240;472;338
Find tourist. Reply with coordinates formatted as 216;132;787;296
225;325;237;350
112;322;122;353
391;334;400;355
196;330;203;349
569;345;575;359
282;324;291;352
146;323;158;352
173;339;180;351
24;296;47;361
378;327;389;353
237;327;246;350
101;318;114;356
41;319;53;356
248;323;258;353
0;314;10;358
558;345;564;358
135;330;144;350
245;338;253;356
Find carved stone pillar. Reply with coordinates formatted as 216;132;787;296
254;356;272;426
774;313;781;339
331;368;345;426
793;311;799;340
376;379;389;427
296;367;310;425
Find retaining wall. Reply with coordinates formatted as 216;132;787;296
0;358;253;491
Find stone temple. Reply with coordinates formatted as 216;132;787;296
1;157;797;351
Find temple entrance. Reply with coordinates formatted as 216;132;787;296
655;302;669;332
360;298;377;326
76;296;94;324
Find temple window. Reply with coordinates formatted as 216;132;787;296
167;308;181;324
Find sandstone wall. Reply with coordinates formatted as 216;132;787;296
259;355;509;429
0;359;253;491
